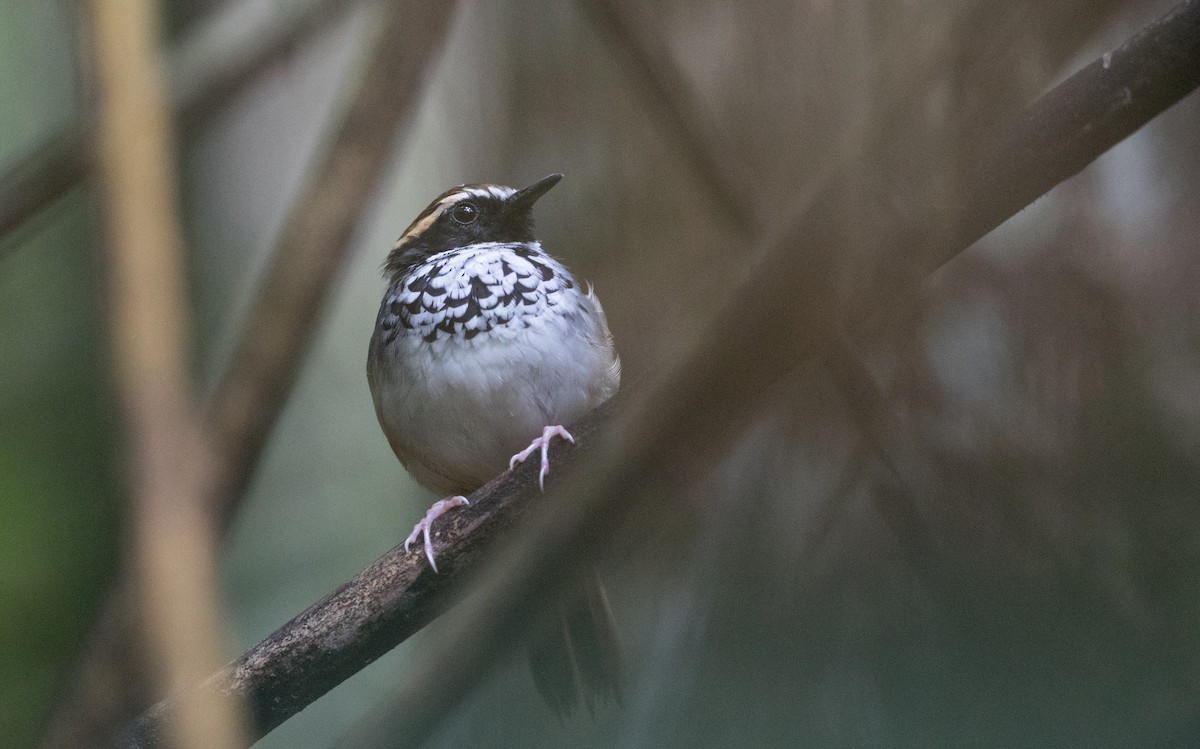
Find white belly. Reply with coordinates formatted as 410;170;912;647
367;243;619;495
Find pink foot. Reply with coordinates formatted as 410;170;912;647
404;495;469;573
508;425;575;491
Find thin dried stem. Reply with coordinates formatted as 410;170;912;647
88;0;245;746
39;2;456;746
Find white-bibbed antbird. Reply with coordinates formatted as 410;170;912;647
367;173;623;716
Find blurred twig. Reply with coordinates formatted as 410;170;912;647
204;0;458;530
0;0;366;249
170;0;365;124
88;0;245;747
577;0;759;233
0;128;91;251
122;3;1200;747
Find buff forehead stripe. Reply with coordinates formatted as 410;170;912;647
394;203;447;248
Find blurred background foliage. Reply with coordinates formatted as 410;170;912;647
3;0;1200;747
0;1;120;745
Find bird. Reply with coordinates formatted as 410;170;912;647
367;173;623;716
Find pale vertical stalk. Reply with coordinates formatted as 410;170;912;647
88;1;244;747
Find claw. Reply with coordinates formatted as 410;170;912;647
509;425;575;491
404;495;469;573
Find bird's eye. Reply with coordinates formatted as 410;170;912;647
450;203;478;224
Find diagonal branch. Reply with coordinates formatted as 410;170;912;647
122;2;1200;747
576;0;1130;598
347;5;1200;744
123;399;617;748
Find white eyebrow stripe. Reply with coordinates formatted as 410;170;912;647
455;185;516;201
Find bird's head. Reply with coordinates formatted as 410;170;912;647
384;173;562;279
